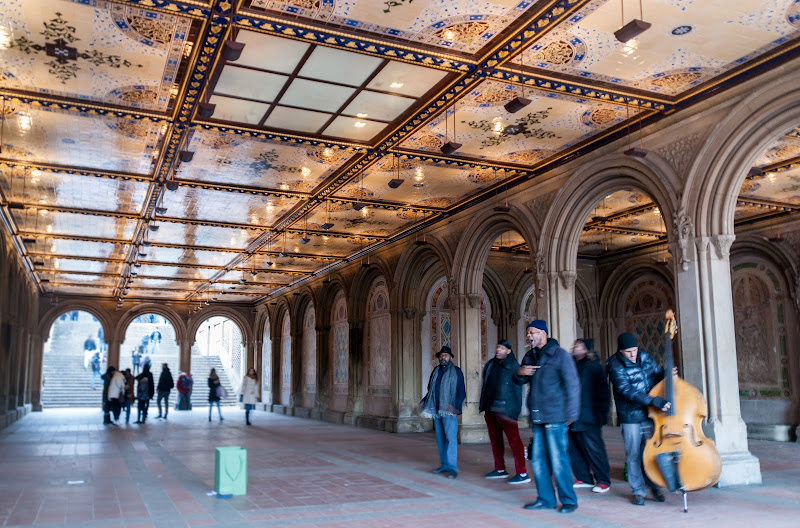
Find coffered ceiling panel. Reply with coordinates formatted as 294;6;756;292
0;0;194;111
146;222;262;250
0;168;148;214
298;45;384;85
25;238;129;259
48;273;118;287
251;253;337;272
366;62;449;98
214;67;288;102
514;0;800;98
43;258;123;275
303;203;416;238
181;129;359;191
333;155;515;208
245;0;536;54
264;107;332;134
158;187;294;227
127;288;190;299
272;231;368;258
136;264;218;281
133;278;204;292
399;79;639;164
0;106;163;174
235;30;311;72
49;284;115;297
144;247;236;268
208;95;271;125
11;209;138;239
754;131;800;166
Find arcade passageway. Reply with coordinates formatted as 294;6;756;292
0;409;798;527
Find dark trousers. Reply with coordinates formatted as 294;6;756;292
109;398;121;421
484;411;527;475
137;399;149;422
157;391;170;417
568;426;611;485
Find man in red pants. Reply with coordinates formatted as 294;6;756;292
480;340;529;484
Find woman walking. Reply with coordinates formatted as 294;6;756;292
240;367;260;426
208;368;223;422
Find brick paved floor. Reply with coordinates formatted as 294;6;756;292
0;409;798;527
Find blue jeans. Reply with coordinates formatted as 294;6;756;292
209;400;222;419
622;422;659;497
433;414;459;473
531;423;577;507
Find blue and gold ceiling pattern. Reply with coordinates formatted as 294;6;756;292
1;0;799;303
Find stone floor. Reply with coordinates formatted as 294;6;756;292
0;409;798;527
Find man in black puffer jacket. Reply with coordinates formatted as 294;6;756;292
606;332;669;506
479;340;528;484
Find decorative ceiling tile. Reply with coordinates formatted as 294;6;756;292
136;264;217;280
234;30;311;72
48;284;115;296
366;61;449;97
0;0;193;111
146;222;261;250
342;91;416;122
48;272;118;286
134;277;206;289
304;200;418;238
264;106;333;134
145;247;235;268
208;95;270;125
44;258;123;275
322;115;387;141
159;187;294;227
298;45;383;85
739;168;800;206
278;78;356;113
215;66;288;102
23;238;129;259
0;105;163;174
513;0;800;97
11;209;138;239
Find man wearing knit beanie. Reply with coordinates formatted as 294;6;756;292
606;332;670;506
513;320;580;513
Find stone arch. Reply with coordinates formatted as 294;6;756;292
541;154;678;273
186;306;252;348
364;275;391;418
274;301;293;406
574;273;598;344
316;274;348;331
394;235;453;306
348;257;393;324
328;288;350;413
38;300;114;343
685;71;800;237
114;303;186;346
731;235;799;297
452;208;538;296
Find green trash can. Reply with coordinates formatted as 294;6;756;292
215;446;247;496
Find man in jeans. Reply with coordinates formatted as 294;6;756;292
420;346;465;479
606;332;669;505
514;320;580;513
155;363;174;419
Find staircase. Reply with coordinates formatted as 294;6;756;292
41;317;239;408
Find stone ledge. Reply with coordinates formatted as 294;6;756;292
717;451;762;487
747;424;797;442
294;407;312;419
321;410;345;424
384;416;429;433
459;423;490;444
355;414;385;431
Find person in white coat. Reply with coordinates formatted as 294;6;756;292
108;368;126;423
240;367;260;426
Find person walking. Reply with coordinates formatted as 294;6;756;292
155;363;174;419
606;332;669;506
90;351;101;389
419;345;466;479
569;339;612;493
83;334;97;369
135;364;155;424
176;371;193;410
240;368;260;426
122;368;135;424
101;366;116;425
480;340;529;484
108;367;126;423
514;320;580;514
150;329;162;355
132;347;142;376
208;368;224;422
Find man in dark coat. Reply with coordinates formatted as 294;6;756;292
568;339;611;493
155;363;174;419
420;345;466;479
135;364;155;424
480;339;528;484
514;320;580;513
607;332;669;506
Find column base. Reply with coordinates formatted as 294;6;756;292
384;416;430;433
717;451;762;487
458;423;489;444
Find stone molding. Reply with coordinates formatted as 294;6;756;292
558;271;577;290
675;207;695;271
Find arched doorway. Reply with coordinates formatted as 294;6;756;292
41;310;106;407
364;276;391;417
301;303;317;409
279;310;292;406
261;315;272;405
329;290;349;413
192;316;243;406
120;314;180;378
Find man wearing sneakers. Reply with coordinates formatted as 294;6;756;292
514;320;580;514
607;332;669;506
569;339;612;494
480;340;529;485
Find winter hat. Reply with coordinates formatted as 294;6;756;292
436;345;453;358
497;340;513;352
527;319;549;335
578;338;594;351
617;332;638;350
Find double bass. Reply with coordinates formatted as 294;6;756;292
643;310;721;512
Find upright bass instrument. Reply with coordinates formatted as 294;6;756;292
643;310;722;512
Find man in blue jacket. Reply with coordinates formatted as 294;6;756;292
420;345;466;479
514;320;580;513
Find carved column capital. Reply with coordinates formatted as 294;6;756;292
467;294;482;309
558;271;577;290
674;207;695;271
711;234;736;260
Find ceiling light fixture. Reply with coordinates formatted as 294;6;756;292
178;150;194;163
390;82;404;89
155;207;167;215
356;113;368;118
505;48;531;113
614;0;651;43
321;200;334;230
197;102;216;118
354;121;366;128
440;97;462;155
388;153;404;189
166;181;179;191
221;40;245;62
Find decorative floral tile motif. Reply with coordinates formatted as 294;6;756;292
399;79;636;164
247;0;536;54
511;0;800;96
0;0;192;111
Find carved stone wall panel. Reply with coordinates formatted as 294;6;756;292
657;133;700;177
301;305;316;408
623;278;675;365
280;313;291;406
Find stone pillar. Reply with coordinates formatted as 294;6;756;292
107;338;121;369
7;322;20;412
29;334;44;411
179;340;192;375
673;228;761;486
315;326;330;418
548;271;577;349
452;293;487;443
386;307;426;433
345;321;365;424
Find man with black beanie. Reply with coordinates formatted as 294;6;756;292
480;340;528;484
606;332;669;505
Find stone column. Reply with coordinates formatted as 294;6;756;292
673;227;761;486
386;307;426;433
315;325;330;420
547;271;577;348
179;340;192;375
344;321;364;424
29;334;44;411
452;292;487;443
107;338;121;369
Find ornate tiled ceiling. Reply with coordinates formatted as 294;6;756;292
1;0;800;304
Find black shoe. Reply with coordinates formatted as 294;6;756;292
246;421;252;426
652;488;666;502
633;495;645;506
523;501;554;510
134;420;142;424
444;470;457;479
155;415;162;419
431;467;445;474
484;469;509;479
163;415;167;420
559;504;578;513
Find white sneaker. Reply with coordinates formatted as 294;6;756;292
592;484;611;493
573;480;593;488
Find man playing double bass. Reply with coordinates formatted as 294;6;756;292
606;332;670;506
